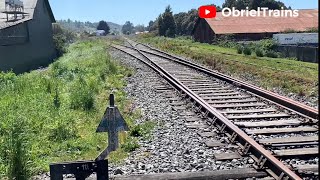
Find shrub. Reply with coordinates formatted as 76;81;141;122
255;48;264;57
236;45;243;54
259;39;278;51
265;50;279;58
243;46;252;55
214;34;237;48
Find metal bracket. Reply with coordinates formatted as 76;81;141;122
179;90;186;97
241;142;251;155
202;111;209;118
211;116;217;124
255;155;267;169
229;132;238;143
219;124;227;132
50;160;108;180
195;105;202;112
277;172;290;180
191;101;197;109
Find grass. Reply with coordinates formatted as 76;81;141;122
137;36;318;98
0;38;152;178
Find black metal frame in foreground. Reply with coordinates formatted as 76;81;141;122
50;160;108;180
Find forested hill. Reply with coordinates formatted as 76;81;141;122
57;19;122;33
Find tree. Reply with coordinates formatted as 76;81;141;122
157;14;165;36
52;23;75;57
174;12;188;35
97;20;110;35
147;20;155;31
135;24;145;32
158;6;176;37
121;21;134;34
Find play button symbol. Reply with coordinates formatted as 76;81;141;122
199;5;217;18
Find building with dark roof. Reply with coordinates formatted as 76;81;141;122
0;0;56;73
192;9;318;43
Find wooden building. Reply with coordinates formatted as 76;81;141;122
193;9;318;43
0;0;56;73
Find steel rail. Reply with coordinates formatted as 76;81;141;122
136;43;318;120
112;43;302;180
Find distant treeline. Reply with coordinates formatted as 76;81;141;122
57;19;122;33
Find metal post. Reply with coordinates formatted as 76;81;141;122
110;94;114;107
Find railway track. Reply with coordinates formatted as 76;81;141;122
111;39;318;180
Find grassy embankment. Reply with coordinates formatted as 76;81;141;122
137;36;318;99
0;38;154;178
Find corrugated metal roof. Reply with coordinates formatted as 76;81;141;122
204;9;318;34
0;0;55;30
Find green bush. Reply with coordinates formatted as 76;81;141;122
265;50;279;58
259;39;278;51
255;48;264;57
236;45;243;54
215;34;237;48
243;46;252;55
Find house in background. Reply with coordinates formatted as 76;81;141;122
0;0;56;73
192;9;318;43
96;30;106;36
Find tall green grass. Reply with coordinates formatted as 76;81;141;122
0;39;137;178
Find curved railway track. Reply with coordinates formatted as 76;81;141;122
111;39;318;180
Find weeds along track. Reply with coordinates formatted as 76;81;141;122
111;39;318;180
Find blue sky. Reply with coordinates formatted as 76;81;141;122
48;0;318;25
